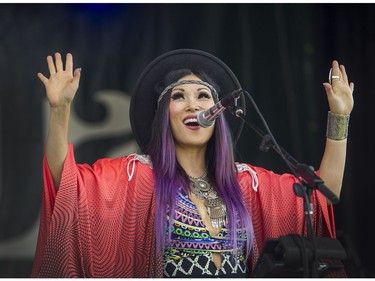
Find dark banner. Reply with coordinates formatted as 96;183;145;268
0;3;373;277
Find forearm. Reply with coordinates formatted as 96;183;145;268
46;105;71;189
318;138;347;201
37;53;81;189
318;60;354;203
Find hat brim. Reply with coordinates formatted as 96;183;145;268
130;49;245;153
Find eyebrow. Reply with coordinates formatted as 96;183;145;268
171;87;210;92
171;88;185;92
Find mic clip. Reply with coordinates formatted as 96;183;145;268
231;88;243;107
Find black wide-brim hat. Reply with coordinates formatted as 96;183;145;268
130;49;245;153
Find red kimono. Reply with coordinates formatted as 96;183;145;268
31;144;336;277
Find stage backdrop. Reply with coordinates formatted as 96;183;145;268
0;3;373;277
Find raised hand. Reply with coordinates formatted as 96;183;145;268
38;52;81;189
38;52;81;108
323;60;354;115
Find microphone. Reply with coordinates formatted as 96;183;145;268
197;89;242;128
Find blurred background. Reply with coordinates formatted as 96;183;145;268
0;3;373;277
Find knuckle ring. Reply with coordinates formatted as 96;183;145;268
331;75;340;79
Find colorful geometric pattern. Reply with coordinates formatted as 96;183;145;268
164;189;247;276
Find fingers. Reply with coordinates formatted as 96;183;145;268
47;55;56;75
54;53;63;72
65;53;73;73
72;68;82;87
329;60;340;85
329;60;350;86
43;52;75;78
350;82;355;94
323;82;333;97
37;72;49;84
48;52;74;73
340;64;349;84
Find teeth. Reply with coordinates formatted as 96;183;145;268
184;117;198;124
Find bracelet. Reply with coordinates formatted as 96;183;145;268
326;111;350;140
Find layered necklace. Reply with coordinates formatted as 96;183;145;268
188;170;227;229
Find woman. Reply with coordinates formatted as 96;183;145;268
32;49;354;278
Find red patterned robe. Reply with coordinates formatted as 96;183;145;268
31;144;337;277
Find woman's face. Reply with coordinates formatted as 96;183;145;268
169;74;216;150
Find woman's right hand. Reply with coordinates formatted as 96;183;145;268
38;52;81;107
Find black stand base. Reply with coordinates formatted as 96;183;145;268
251;235;347;277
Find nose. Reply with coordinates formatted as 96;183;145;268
186;97;200;112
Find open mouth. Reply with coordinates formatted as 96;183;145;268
183;117;199;127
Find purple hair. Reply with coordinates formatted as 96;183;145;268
147;69;254;259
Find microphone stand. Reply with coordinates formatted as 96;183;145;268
233;107;339;205
230;90;344;277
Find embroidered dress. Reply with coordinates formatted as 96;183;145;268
163;189;248;277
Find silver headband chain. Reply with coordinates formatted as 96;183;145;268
157;80;218;104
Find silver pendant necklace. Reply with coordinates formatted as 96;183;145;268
188;170;227;229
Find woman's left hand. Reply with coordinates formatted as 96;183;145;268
323;60;354;115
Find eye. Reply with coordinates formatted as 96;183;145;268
198;91;211;99
171;92;184;100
